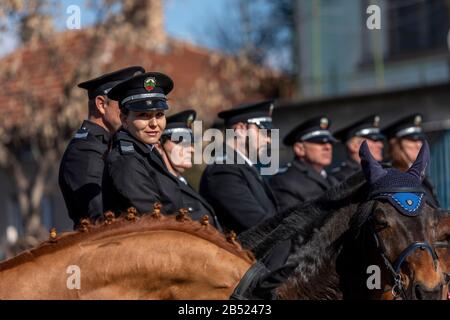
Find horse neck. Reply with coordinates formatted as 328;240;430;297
0;221;254;300
276;201;361;300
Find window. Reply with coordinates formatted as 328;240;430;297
389;0;449;57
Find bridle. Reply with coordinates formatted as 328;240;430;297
365;190;440;300
369;223;439;299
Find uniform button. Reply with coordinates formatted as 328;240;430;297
188;207;193;212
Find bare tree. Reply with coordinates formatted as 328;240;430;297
208;0;296;73
0;0;143;253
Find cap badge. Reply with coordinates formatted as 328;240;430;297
187;114;195;128
374;116;380;127
144;77;156;92
269;104;274;117
414;115;422;126
320;118;329;129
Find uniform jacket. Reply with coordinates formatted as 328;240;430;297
59;120;110;227
102;129;220;229
270;158;339;213
199;147;278;234
331;158;361;182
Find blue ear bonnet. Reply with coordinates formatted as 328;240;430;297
374;192;424;217
359;140;431;217
369;168;426;216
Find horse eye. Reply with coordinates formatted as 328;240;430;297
374;220;389;231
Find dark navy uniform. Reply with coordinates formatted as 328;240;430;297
270;116;338;212
58;66;145;228
271;159;338;212
103;72;220;228
200;101;290;279
382;113;440;207
200;101;279;235
161;109;222;230
103;129;218;225
59;121;110;226
331;158;360;182
332;114;385;182
200;146;278;235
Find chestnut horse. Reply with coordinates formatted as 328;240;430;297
0;209;254;300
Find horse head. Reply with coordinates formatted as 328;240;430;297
357;140;446;300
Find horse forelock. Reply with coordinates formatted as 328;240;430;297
0;211;255;272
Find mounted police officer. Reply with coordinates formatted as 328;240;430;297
200;100;292;295
331;114;385;182
160;109;222;230
199;100;278;235
382;113;440;207
270;116;339;212
102;72;221;228
59;66;145;228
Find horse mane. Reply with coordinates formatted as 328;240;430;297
276;199;375;299
0;207;255;272
239;171;368;259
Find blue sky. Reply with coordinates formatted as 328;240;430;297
0;0;229;57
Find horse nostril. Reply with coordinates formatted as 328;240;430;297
414;283;443;300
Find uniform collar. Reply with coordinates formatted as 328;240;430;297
81;120;110;143
113;128;153;154
234;148;253;167
293;158;330;187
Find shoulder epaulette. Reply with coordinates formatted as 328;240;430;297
73;127;89;140
276;162;292;174
119;141;135;155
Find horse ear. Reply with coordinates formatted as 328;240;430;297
407;140;430;182
359;140;387;184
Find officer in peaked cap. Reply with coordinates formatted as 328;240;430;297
270;116;339;212
331;114;385;182
160;109;222;231
59;66;145;229
103;72;222;223
199;100;294;294
382;113;440;207
200;100;278;235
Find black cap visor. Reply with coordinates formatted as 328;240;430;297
305;134;338;144
124;99;169;112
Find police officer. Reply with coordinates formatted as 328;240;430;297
199;100;292;291
331;115;385;182
160;109;222;230
382;113;440;207
103;72;221;226
59;66;145;228
270;116;339;212
199;100;278;235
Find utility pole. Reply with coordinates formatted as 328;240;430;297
312;0;322;96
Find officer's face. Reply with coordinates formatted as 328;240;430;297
121;109;166;145
400;138;423;163
349;137;384;162
247;124;272;154
163;140;194;172
296;142;333;168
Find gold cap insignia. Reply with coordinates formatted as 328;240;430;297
320;117;329;129
414;115;422;126
374;116;380;127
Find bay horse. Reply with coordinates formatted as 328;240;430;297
0;207;254;300
240;141;448;300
